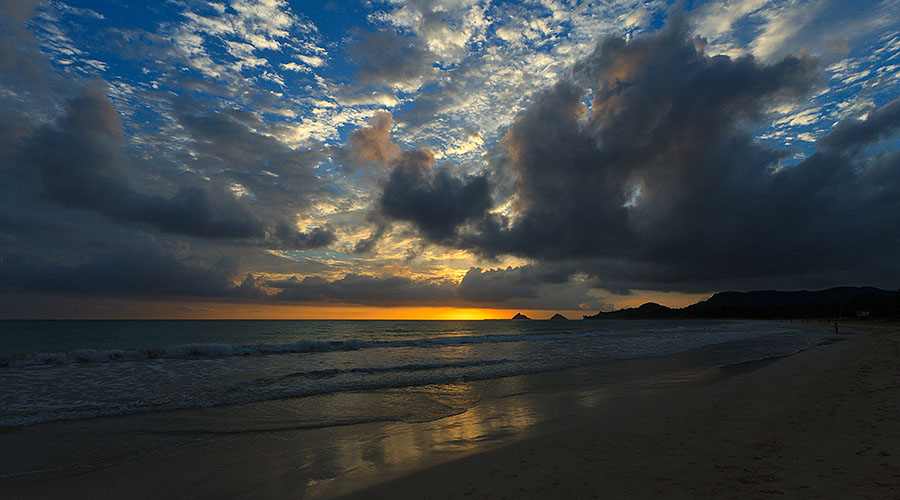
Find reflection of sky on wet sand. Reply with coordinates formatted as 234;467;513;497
300;379;648;497
292;342;550;495
300;361;733;498
299;380;543;497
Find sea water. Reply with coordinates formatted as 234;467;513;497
0;319;837;428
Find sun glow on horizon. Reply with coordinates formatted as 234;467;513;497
3;295;590;320
150;305;590;321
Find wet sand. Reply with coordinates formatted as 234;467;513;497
344;321;900;499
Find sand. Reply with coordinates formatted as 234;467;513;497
344;321;900;499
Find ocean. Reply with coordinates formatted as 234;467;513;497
0;319;842;497
0;319;837;428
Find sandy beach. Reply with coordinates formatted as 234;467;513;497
2;321;897;499
345;321;900;499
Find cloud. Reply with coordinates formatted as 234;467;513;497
691;0;894;61
230;272;268;299
15;81;334;249
171;0;321;80
817;97;900;153
456;265;610;310
2;1;899;314
21;82;259;239
348;111;400;165
457;265;571;303
0;0;50;88
379;148;492;243
373;20;900;292
270;273;457;305
371;0;491;63
334;89;401;107
271;223;336;250
352;214;391;254
350;29;438;92
266;265;606;310
386;0;662;159
456;22;815;259
0;244;238;298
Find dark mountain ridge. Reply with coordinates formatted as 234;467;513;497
584;287;900;319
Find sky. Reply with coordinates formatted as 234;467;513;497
0;0;899;319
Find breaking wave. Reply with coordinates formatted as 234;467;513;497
1;329;646;367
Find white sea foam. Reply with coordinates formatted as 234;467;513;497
0;357;530;427
2;329;651;367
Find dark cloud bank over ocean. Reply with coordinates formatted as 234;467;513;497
378;21;900;295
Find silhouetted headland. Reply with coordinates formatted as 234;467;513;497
512;313;531;320
584;287;900;319
550;313;568;320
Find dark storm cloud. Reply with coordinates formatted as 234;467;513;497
379;149;492;243
457;265;573;303
0;245;237;297
270;273;456;305
266;267;606;311
12;82;333;250
373;21;900;292
21;82;263;239
169;102;337;250
0;0;48;89
349;29;437;90
464;22;817;259
817;97;900;153
230;273;268;299
271;223;336;250
352;214;391;254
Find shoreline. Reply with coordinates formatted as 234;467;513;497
342;321;900;499
0;320;879;499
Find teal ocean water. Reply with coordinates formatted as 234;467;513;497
0;319;838;428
